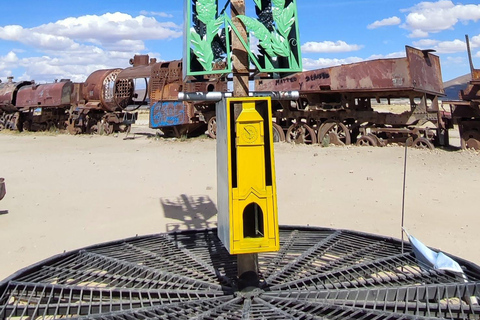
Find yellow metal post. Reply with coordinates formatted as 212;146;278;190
217;97;279;256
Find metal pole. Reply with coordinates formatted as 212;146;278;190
401;139;410;255
231;0;259;289
466;35;475;75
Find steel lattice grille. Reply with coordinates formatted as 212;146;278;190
1;227;479;319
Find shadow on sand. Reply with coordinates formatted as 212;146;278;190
160;194;217;232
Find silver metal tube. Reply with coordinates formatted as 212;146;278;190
249;91;299;100
178;92;232;102
178;91;299;102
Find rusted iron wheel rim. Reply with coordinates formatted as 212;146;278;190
207;116;217;139
413;137;434;150
272;122;285;142
286;123;316;144
318;121;351;146
356;135;377;147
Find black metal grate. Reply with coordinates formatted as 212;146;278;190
1;226;479;319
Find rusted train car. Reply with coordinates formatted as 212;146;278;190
0;55;226;136
444;35;480;150
0;70;138;134
66;68;137;135
118;55;227;137
255;46;446;148
0;77;32;130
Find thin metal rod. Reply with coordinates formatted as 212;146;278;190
466;35;475;75
401;140;409;254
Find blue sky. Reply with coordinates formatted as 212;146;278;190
0;0;479;83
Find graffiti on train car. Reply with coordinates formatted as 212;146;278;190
150;101;189;128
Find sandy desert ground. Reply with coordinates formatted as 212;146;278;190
0;126;479;280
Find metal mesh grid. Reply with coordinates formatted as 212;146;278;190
1;226;479;319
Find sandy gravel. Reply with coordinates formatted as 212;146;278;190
0;129;479;280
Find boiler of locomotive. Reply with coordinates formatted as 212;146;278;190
82;68;134;112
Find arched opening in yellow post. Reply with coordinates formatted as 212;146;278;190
243;203;264;238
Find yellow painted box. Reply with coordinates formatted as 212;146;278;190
216;97;279;254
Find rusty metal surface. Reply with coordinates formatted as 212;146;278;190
83;69;132;112
406;46;444;96
0;80;32;112
150;60;184;103
117;65;152;80
15;80;73;109
255;46;444;97
150;60;227;104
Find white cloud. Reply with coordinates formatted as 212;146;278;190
367;16;401;29
413;38;466;54
0;12;182;82
402;1;480;38
445;56;464;64
412;39;440;47
367;51;405;60
471;35;480;47
0;52;19;75
139;11;174;18
302;57;364;70
301;41;363;53
302;51;407;71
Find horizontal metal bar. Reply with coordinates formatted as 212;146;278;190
178;91;299;102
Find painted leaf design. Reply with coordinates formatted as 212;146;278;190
196;0;217;24
237;15;275;56
273;3;295;36
190;30;213;70
237;15;270;42
271;33;289;57
272;0;286;9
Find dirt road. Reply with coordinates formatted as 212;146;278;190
0;130;479;280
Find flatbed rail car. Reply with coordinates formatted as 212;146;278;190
443;35;480;150
255;46;446;148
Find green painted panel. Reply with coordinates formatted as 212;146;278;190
184;0;302;78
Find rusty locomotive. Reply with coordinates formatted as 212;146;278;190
0;55;226;136
0;70;137;135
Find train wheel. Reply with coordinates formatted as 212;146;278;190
272;122;285;142
413;137;434;150
318;121;351;146
89;124;99;135
356;135;377;147
22;121;31;132
286;123;316;144
461;130;480;150
102;122;114;135
207;116;217;139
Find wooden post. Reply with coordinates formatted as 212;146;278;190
231;0;259;289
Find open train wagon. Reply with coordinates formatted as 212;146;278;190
255;46;446;148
